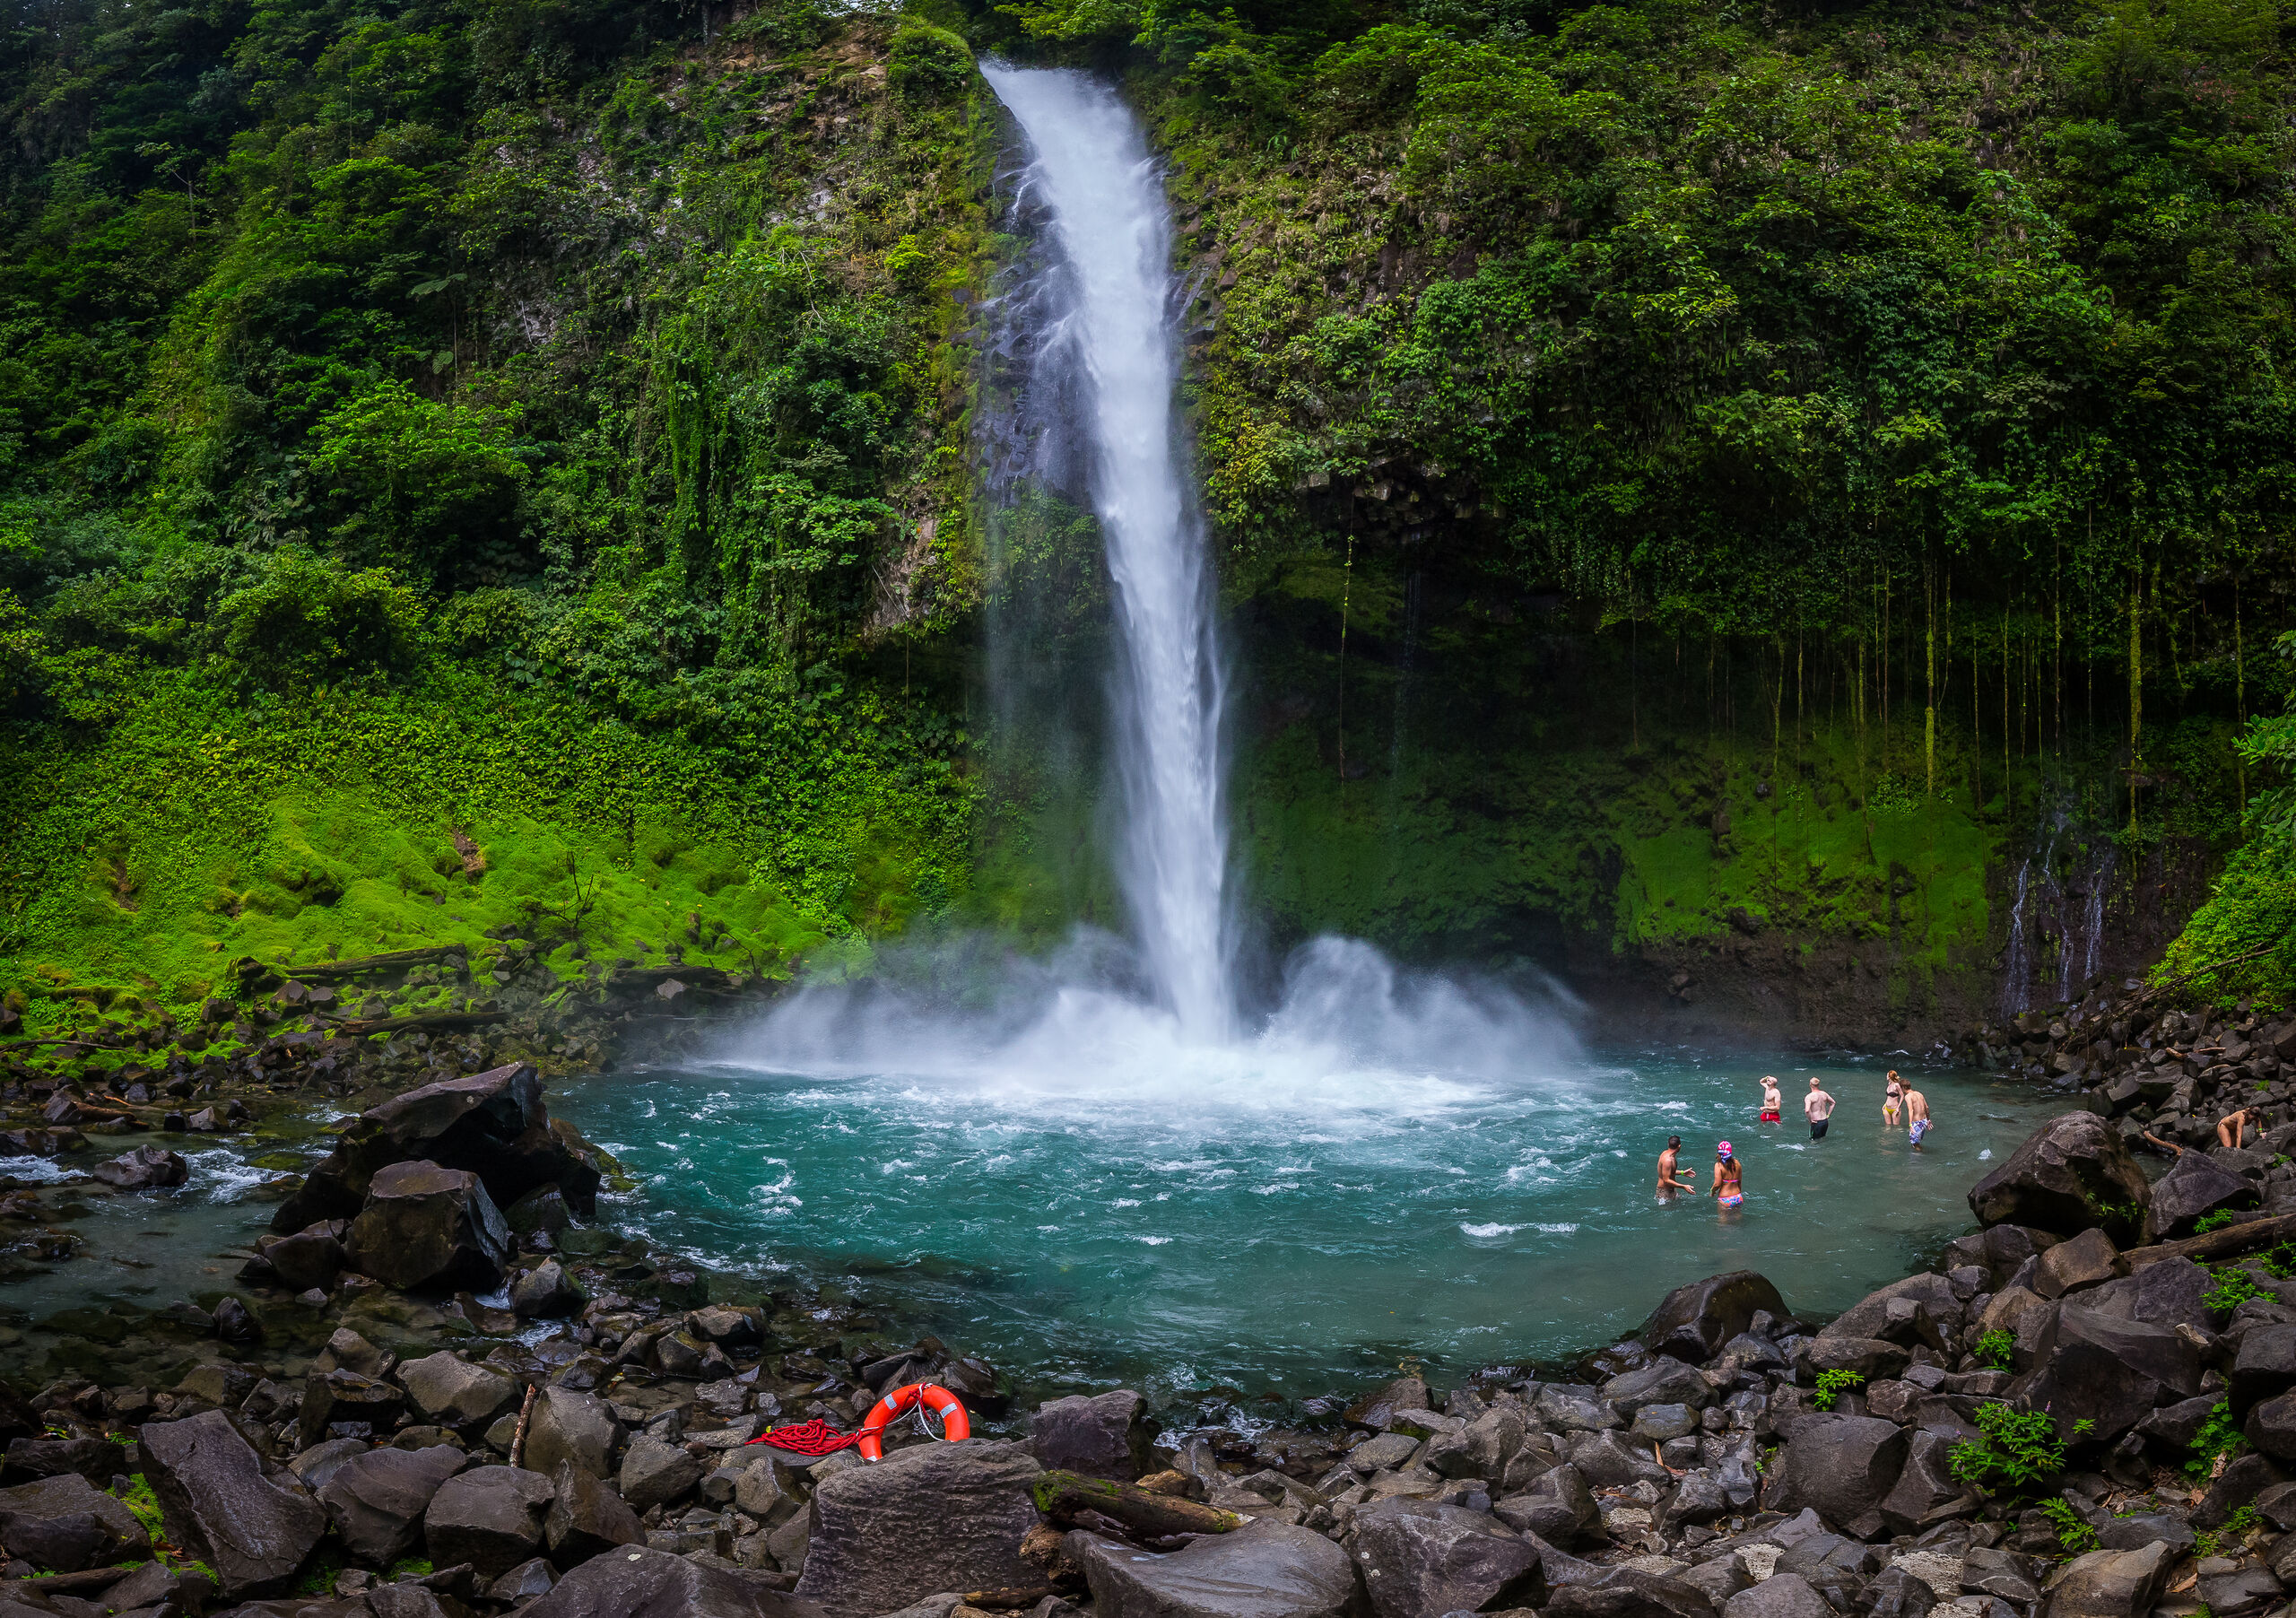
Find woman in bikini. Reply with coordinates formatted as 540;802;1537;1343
1712;1141;1744;1213
1883;1071;1904;1129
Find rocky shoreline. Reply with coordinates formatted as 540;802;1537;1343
0;960;2286;1618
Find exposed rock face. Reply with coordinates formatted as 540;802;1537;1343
344;1160;513;1292
1069;1520;1362;1618
274;1062;604;1231
1031;1389;1153;1481
1967;1114;2152;1245
1349;1498;1546;1618
139;1410;327;1598
1643;1273;1789;1362
794;1440;1042;1618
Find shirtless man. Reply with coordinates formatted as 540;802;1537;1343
1760;1076;1783;1123
1805;1077;1836;1140
2220;1107;2264;1151
1905;1085;1931;1150
1657;1136;1699;1196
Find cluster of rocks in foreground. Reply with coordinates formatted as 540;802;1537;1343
2;1075;2292;1618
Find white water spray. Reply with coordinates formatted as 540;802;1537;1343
984;66;1233;1044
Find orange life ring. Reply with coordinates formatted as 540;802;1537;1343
857;1382;971;1461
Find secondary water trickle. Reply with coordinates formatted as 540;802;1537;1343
983;65;1233;1043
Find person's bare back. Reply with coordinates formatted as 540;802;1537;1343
1905;1087;1931;1149
1805;1077;1835;1140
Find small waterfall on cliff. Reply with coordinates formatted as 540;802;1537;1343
983;67;1233;1043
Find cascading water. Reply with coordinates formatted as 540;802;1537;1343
983;66;1233;1042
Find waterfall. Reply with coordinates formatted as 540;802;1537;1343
984;67;1234;1043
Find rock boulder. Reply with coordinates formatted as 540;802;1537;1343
1642;1273;1789;1362
1761;1416;1908;1539
139;1410;326;1598
794;1439;1041;1618
344;1160;512;1292
91;1145;188;1190
1031;1390;1153;1481
1069;1520;1361;1618
1967;1114;2152;1244
317;1443;469;1564
1351;1498;1546;1618
424;1463;556;1577
2042;1542;2175;1618
0;1474;151;1571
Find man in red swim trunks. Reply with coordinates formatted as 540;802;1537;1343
1759;1075;1782;1123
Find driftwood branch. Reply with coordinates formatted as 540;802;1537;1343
1030;1470;1246;1540
2127;1214;2296;1270
323;1011;509;1039
509;1383;539;1467
250;946;469;985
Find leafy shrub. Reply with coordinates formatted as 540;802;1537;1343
1950;1402;2076;1492
1974;1328;2017;1370
2186;1399;2248;1482
214;552;426;692
308;379;530;583
2205;1267;2266;1315
2040;1496;2099;1555
2196;1208;2241;1233
1812;1369;1864;1411
886;22;972;102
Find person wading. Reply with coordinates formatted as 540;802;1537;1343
1759;1075;1782;1123
1657;1136;1698;1198
1711;1142;1744;1213
1883;1071;1904;1129
1805;1077;1836;1141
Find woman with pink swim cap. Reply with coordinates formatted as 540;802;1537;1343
1711;1141;1744;1210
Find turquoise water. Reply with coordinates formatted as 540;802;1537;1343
558;1001;2054;1405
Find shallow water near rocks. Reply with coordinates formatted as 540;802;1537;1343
559;1046;2055;1411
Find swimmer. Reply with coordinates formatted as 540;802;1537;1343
1883;1070;1904;1128
1711;1141;1744;1210
1760;1075;1783;1123
1657;1135;1699;1196
1905;1085;1931;1150
1805;1076;1836;1140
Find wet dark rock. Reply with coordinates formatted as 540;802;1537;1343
316;1326;392;1379
1602;1360;1714;1416
1967;1113;2152;1244
2231;1325;2296;1416
1347;1376;1433;1431
258;1222;347;1293
2152;1153;2259;1238
521;1543;804;1617
1;1436;127;1489
618;1435;702;1511
1876;1431;1978;1535
1534;1386;1622;1433
544;1457;644;1569
344;1160;512;1292
2196;1454;2289;1528
300;1369;406;1450
795;1439;1040;1618
1642;1272;1788;1363
1031;1389;1153;1482
1761;1415;1907;1539
1069;1520;1361;1618
2031;1228;2123;1299
2098;1513;2196;1554
1819;1274;1961;1346
2081;1257;2211;1327
1492;1463;1599;1544
90;1145;187;1190
139;1409;326;1598
0;1474;150;1571
274;1064;604;1234
1349;1498;1546;1618
423;1463;555;1578
524;1386;620;1481
512;1259;585;1318
317;1442;470;1564
397;1351;518;1431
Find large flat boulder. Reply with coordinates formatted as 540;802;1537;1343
522;1544;814;1617
523;1386;620;1480
793;1439;1041;1618
273;1063;604;1232
1602;1361;1715;1415
424;1463;555;1577
91;1144;188;1190
1351;1498;1545;1618
1031;1390;1153;1481
397;1352;520;1430
344;1161;512;1292
2151;1153;2257;1239
317;1443;469;1564
2014;1306;2202;1442
139;1410;326;1598
1761;1416;1908;1540
1069;1519;1361;1618
1642;1273;1788;1362
0;1474;151;1571
2042;1542;2175;1618
2079;1258;2210;1327
1819;1274;1962;1344
1968;1114;2152;1244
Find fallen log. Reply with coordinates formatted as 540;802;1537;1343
1029;1470;1246;1540
961;1589;1052;1611
241;945;468;987
2126;1213;2296;1270
322;1011;509;1039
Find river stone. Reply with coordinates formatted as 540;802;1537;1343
1761;1415;1907;1540
1967;1113;2152;1244
1069;1519;1360;1618
545;1457;644;1568
1348;1376;1433;1431
317;1443;470;1564
1535;1385;1622;1432
139;1409;326;1598
1723;1573;1834;1618
301;1368;406;1449
2032;1229;2122;1299
424;1463;555;1577
1820;1274;1961;1344
1569;1430;1671;1489
273;1062;604;1231
794;1439;1040;1618
2081;1257;2210;1327
91;1144;188;1190
2152;1153;2257;1238
1876;1431;1977;1535
513;1259;585;1318
344;1160;513;1292
1427;1406;1527;1481
522;1543;802;1617
1352;1498;1546;1618
1544;1564;1717;1618
1493;1464;1599;1544
2014;1306;2202;1441
1031;1389;1153;1481
619;1434;703;1511
1604;1360;1714;1416
399;1351;520;1430
524;1385;620;1480
2;1435;127;1488
260;1223;346;1292
1853;1566;1937;1618
289;1438;373;1494
1351;1433;1424;1473
2041;1542;2175;1618
1643;1272;1789;1362
0;1474;151;1571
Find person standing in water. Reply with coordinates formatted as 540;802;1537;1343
1905;1084;1931;1149
1805;1076;1836;1140
1657;1136;1698;1197
1883;1071;1904;1128
1712;1142;1744;1211
1760;1075;1783;1123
